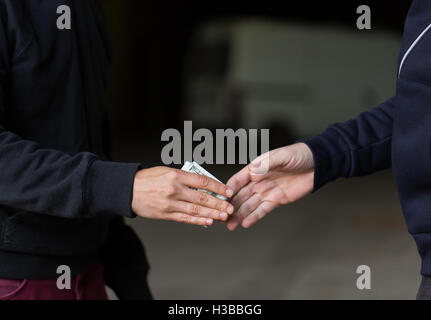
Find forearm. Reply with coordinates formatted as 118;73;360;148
0;127;140;219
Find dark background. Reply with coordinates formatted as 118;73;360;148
98;1;419;299
101;0;411;154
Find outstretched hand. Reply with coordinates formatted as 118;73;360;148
132;167;234;226
226;143;315;230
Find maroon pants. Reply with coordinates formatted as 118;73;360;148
0;262;108;300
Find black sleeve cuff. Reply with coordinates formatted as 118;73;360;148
86;160;141;218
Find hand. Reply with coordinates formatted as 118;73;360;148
226;143;314;230
132;166;234;226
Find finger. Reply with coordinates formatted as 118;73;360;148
227;165;251;196
242;201;277;229
230;182;256;210
249;149;288;176
174;201;229;221
249;152;271;176
227;149;283;195
179;171;233;199
169;213;214;226
179;188;234;215
227;193;261;231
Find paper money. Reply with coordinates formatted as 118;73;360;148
181;161;227;201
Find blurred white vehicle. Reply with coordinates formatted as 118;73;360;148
184;19;400;137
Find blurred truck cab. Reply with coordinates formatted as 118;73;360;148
184;19;401;138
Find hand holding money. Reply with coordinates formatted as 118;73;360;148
132;166;234;226
181;161;227;201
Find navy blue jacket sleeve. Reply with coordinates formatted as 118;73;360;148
0;11;139;219
302;0;431;192
303;96;396;191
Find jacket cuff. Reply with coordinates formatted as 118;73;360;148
86;160;141;218
301;128;351;192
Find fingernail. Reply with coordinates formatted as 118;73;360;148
227;206;234;214
220;212;227;219
226;189;234;197
206;219;213;225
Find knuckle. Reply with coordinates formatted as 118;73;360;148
198;175;209;187
188;204;201;215
214;200;224;211
167;170;178;181
198;192;208;204
182;215;192;224
166;184;179;196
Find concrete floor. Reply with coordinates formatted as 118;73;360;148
108;164;420;300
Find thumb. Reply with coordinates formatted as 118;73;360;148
249;150;282;176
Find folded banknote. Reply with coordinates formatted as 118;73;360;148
181;161;227;201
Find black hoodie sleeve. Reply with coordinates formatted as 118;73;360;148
99;216;153;300
0;9;139;220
